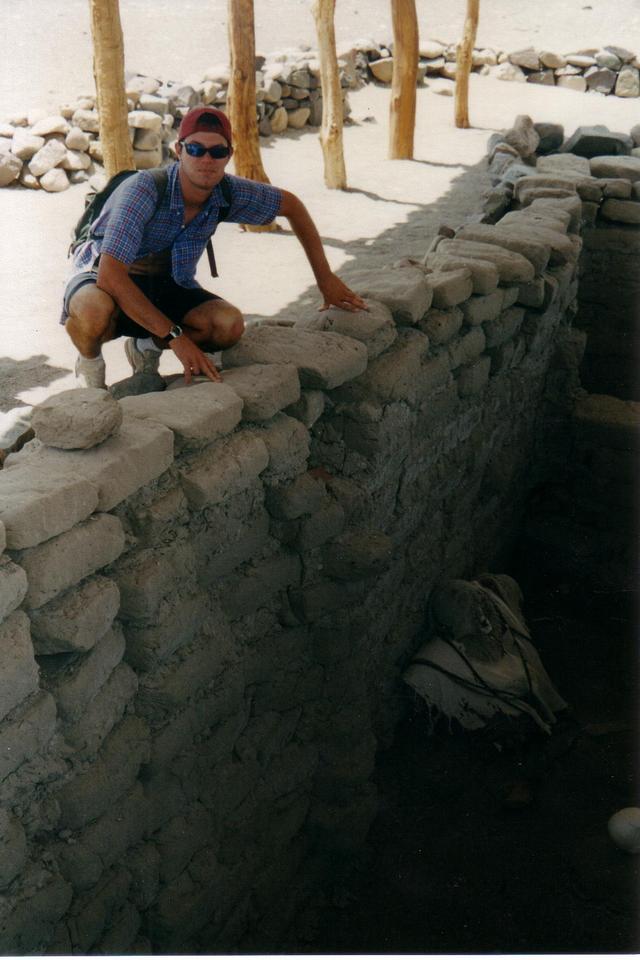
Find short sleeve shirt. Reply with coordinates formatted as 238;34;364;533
70;162;282;288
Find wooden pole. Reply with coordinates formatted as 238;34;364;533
454;0;480;128
312;0;347;189
228;0;277;231
389;0;419;159
89;0;135;177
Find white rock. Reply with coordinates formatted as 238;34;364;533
60;148;92;171
495;62;527;82
39;168;70;192
133;146;163;169
286;107;310;129
0;123;14;138
72;108;100;133
202;63;231;84
369;57;394;83
65;126;91;151
0;151;23;187
133;127;161;150
127;110;163;131
270;106;288;133
565;54;597;68
27;108;47;126
19;169;40;189
10;130;45;161
428;78;455;96
539;51;567;69
509;47;540;70
615;65;640;97
126;75;161;97
28;138;67;177
33;388;123;450
31;114;70;137
419;40;446;59
557;75;587;92
475;48;497;66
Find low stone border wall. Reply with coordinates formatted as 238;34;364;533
1;38;638;193
1;113;633;952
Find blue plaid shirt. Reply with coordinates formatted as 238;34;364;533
71;162;282;287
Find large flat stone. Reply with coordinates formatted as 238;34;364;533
427;267;474;308
113;540;196;621
336;267;433;325
223;326;368;390
437;239;535;283
31;388;122;450
483;307;525;348
589;155;640;182
7;417;174;512
19;514;125;609
30;576;121;655
600;198;640;223
334;328;431;406
179;430;269;509
455;224;551;274
294;300;397;359
219;364;300;420
120;382;242;441
423;253;499;295
536;154;591;176
530;196;582;232
562;125;634;158
498;208;571;234
248;413;311;482
0;611;39;723
0;466;99;550
493;221;575;265
0;691;57;781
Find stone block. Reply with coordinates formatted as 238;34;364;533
534;121;564;151
7;417;174;512
0;690;57;781
66;866;131;954
180;431;268;509
120;382;242;441
457;356;491;397
285;389;325;428
30;575;120;654
516;276;546;308
0;521;5;555
427;267;474;307
79;783;148;870
265;472;327;519
289;580;360;622
63;662;138;759
28;138;66;176
223;326;368;390
600;198;640;223
448;327;486;369
128;109;163;131
456;223;551;274
0;865;73;955
0;464;99;550
537;154;591;176
31;388;122;450
0;611;39;722
249;413;310;482
52;839;103;892
40;623;126;722
421;306;464;344
294;300;397;359
333;328;430;406
155;805;213;883
128;843;161;910
437;239;535;283
530;196;582;232
219;363;300;420
483;307;525;348
56;715;150;830
601;178;633;198
123;588;210;671
296;501;345;551
423;253;499;295
19;513;125;610
322;531;393;580
0;809;27;889
113;539;196;621
0;558;27;623
336;267;433;324
461;290;504;325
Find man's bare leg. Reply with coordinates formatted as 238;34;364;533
65;285;119;388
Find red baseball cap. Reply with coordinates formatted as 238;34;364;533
178;107;233;147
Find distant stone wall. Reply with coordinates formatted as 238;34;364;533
1;37;639;193
0;116;627;953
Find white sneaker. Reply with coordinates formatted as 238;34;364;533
75;354;106;389
124;338;161;376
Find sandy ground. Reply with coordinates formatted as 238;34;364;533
1;0;640;444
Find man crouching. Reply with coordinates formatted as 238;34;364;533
62;106;366;390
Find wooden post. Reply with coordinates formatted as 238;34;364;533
389;0;419;159
312;0;347;189
454;0;480;128
228;0;277;231
89;0;135;177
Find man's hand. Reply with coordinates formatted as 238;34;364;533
318;273;368;313
169;335;221;384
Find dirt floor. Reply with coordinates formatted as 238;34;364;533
285;562;639;955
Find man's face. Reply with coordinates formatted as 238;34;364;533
177;130;231;193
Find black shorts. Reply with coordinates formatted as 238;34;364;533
61;271;220;339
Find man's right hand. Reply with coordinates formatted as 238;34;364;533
169;334;221;383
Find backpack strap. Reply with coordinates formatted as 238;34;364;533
205;174;233;278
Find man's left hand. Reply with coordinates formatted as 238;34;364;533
318;274;368;313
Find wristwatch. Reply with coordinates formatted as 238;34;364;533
165;323;183;342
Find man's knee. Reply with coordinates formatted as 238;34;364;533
66;284;118;343
186;300;245;349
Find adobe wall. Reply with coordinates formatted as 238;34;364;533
1;117;637;953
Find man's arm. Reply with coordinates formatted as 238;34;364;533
96;254;220;383
278;190;367;312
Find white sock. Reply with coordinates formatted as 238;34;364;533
77;353;104;366
136;337;161;353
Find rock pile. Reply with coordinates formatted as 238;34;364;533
0;46;357;193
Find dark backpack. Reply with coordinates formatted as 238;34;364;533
69;167;233;277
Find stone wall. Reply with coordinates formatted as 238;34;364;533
1;117;632;953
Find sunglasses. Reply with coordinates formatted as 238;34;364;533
181;141;231;159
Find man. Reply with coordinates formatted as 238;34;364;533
62;106;366;390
